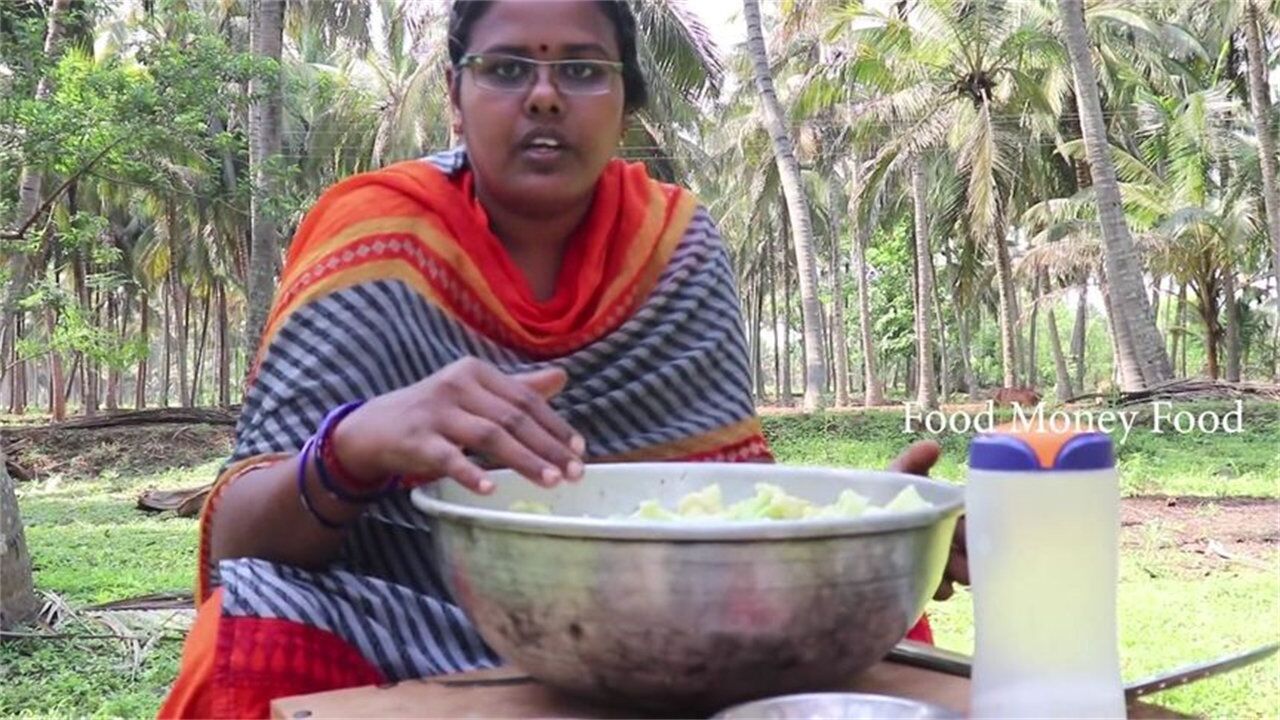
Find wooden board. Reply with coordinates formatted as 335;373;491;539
271;662;1192;719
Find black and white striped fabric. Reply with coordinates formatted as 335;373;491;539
215;149;759;680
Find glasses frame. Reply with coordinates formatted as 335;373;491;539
456;53;624;96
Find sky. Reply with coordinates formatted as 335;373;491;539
697;2;747;53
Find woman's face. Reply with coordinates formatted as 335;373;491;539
451;1;626;219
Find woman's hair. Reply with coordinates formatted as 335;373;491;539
447;0;649;113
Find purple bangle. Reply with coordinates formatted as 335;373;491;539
297;437;347;531
313;401;399;503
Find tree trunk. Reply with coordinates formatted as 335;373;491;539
933;276;951;403
87;301;101;417
853;219;884;407
1044;271;1074;401
1150;275;1163;336
191;290;213;407
822;291;833;396
752;274;766;402
7;313;27;415
105;293;120;411
993;219;1020;387
245;0;286;362
45;307;65;422
1243;2;1280;349
781;232;793;407
743;0;827;411
1203;321;1220;380
70;245;93;417
162;281;172;408
4;315;14;414
179;282;191;407
1195;278;1221;380
1027;275;1040;389
0;456;38;630
1172;283;1187;378
1099;266;1123;388
136;291;149;409
1061;0;1173;389
1072;274;1088;392
1180;292;1189;377
217;283;231;407
910;159;938;410
1224;268;1241;382
770;234;781;405
957;307;978;395
1;0;74;362
829;185;849;407
62;354;81;410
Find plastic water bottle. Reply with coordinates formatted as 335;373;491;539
966;428;1125;719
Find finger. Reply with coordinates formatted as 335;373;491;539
947;517;970;586
512;366;568;399
888;440;941;476
933;578;955;602
413;436;493;494
457;386;581;479
478;365;586;460
446;412;566;488
948;551;971;587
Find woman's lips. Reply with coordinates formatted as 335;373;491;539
518;128;572;167
519;143;571;168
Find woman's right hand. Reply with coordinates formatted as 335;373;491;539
331;358;586;494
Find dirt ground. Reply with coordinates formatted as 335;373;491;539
1120;495;1279;572
2;423;235;480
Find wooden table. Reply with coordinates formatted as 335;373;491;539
271;662;1191;719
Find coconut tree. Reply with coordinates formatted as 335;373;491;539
1239;3;1280;302
244;0;285;356
910;157;938;409
1060;0;1174;389
1024;79;1262;382
0;457;38;630
852;188;886;406
2;0;77;387
811;0;1071;389
1178;0;1280;336
742;0;828;411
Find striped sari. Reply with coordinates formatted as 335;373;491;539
159;149;779;718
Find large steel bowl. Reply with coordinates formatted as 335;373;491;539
410;463;962;713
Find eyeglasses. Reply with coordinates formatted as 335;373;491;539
456;53;623;95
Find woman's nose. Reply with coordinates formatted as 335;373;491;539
524;67;563;116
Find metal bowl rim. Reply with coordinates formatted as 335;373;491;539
409;462;963;541
710;691;963;719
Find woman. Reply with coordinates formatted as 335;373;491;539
160;2;956;717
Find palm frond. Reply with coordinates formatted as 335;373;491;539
631;0;723;101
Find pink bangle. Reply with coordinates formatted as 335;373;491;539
312;401;399;503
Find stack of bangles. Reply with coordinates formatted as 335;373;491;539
297;400;400;530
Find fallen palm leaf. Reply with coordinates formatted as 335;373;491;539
136;485;211;517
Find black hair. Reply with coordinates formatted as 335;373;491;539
447;0;649;114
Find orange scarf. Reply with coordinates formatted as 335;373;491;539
258;157;697;370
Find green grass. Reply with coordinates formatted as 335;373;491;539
16;463;214;604
0;630;184;718
926;557;1280;719
2;407;1278;718
1;464;210;718
763;401;1280;497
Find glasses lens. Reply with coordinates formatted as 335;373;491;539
472;56;533;91
465;56;617;95
555;61;613;94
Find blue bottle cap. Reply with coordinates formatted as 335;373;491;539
969;428;1115;471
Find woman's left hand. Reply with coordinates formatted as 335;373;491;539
889;440;969;601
